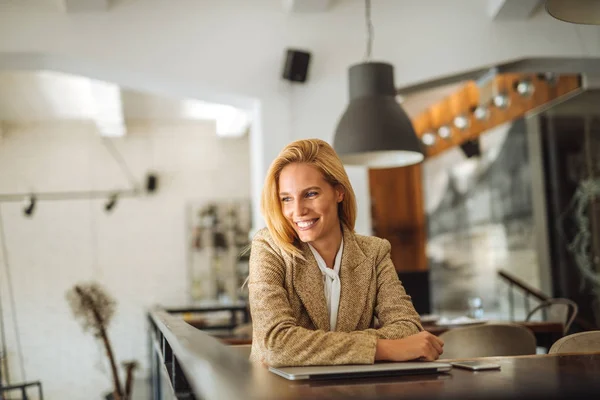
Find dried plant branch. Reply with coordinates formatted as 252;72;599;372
66;283;123;400
122;360;139;399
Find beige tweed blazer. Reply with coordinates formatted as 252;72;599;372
248;225;423;367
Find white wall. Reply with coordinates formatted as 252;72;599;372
0;120;250;399
2;0;599;234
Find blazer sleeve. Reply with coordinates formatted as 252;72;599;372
364;239;424;339
248;232;378;367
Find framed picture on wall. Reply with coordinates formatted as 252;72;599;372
186;198;251;305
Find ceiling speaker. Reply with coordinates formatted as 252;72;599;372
146;173;158;193
282;49;311;83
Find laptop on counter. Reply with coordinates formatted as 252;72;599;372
269;361;452;381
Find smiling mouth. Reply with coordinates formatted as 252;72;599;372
295;218;318;230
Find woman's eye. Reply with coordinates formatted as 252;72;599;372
306;191;318;198
281;197;291;203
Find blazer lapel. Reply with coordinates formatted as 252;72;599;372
292;242;330;331
336;226;372;332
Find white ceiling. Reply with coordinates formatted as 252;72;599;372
0;0;545;19
0;0;545;134
400;82;467;119
0;0;123;12
0;69;469;136
0;0;61;10
0;70;251;137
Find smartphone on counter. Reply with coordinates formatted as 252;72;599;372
450;361;501;371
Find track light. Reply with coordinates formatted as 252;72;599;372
472;105;490;121
104;193;118;212
23;195;36;217
421;132;437;147
514;79;535;97
493;93;510;109
537;72;557;86
453;115;470;131
437;125;452;140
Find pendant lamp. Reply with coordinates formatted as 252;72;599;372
545;0;600;25
333;0;424;168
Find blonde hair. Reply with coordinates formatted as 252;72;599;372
261;138;357;258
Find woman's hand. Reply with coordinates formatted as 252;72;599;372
375;331;444;362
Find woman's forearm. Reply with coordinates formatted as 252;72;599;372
375;339;393;361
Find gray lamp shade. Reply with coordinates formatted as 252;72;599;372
545;0;600;25
333;62;424;168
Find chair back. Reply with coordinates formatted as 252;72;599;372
526;298;578;335
549;330;600;354
439;323;537;359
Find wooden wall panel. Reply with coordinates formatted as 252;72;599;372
369;165;427;272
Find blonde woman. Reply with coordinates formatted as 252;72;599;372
248;139;443;367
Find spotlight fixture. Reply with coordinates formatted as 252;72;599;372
437;125;452;140
472;105;490;121
453;114;470;131
537;72;557;86
23;195;36;217
493;93;510;109
104;193;118;212
514;79;535;97
421;132;437;147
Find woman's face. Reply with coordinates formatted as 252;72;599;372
278;163;344;245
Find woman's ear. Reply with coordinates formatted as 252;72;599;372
335;186;345;203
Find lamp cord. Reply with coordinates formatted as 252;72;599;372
101;137;139;193
0;236;8;385
364;0;373;60
0;206;27;383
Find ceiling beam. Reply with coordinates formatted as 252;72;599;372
282;0;333;13
62;0;111;13
488;0;542;20
89;80;126;137
412;73;582;158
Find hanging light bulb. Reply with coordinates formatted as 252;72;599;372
515;79;535;97
473;105;490;121
421;132;437;146
453;114;470;130
333;0;423;168
537;72;558;87
493;93;510;109
437;125;452;140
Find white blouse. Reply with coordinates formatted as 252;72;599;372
307;238;343;331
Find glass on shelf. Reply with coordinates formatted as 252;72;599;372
467;296;484;319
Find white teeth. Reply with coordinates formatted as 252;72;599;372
297;219;316;228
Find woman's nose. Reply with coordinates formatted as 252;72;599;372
293;199;307;216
